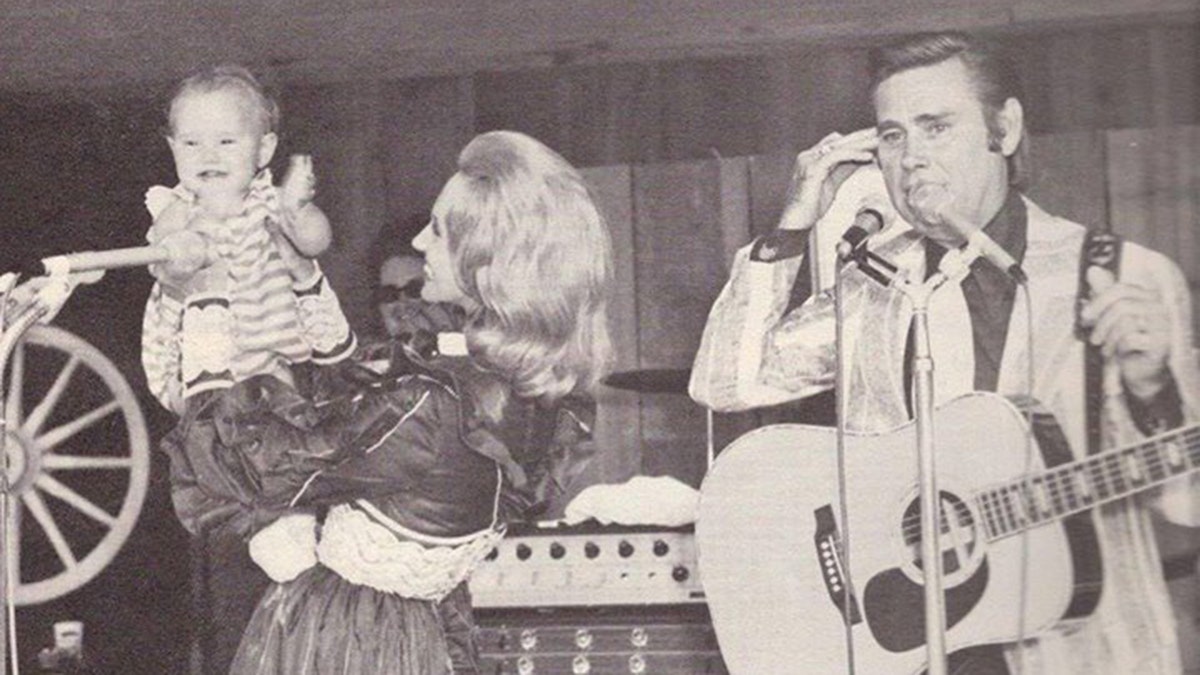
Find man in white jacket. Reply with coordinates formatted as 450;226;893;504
690;31;1200;673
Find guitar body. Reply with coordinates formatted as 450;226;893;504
698;393;1100;675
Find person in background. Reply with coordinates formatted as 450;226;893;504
366;216;466;365
690;31;1199;673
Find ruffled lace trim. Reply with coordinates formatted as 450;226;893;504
317;503;504;601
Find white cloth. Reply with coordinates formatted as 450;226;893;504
249;511;319;583
563;475;700;527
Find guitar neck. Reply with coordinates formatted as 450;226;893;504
976;423;1200;541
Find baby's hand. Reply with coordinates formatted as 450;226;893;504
151;229;213;295
280;155;317;213
277;155;332;258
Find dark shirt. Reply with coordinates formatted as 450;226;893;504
923;192;1027;392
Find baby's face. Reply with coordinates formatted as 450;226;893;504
168;89;277;206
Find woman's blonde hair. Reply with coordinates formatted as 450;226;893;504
438;131;613;404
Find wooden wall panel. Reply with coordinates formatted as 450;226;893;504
717;157;753;270
1106;125;1200;283
1153;24;1200;128
284;81;389;334
747;153;796;237
580;165;643;490
760;48;875;156
378;77;476;239
630;160;731;487
1026;130;1109;229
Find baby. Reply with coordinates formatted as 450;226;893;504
141;65;360;675
142;65;356;413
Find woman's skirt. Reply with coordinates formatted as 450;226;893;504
229;565;453;674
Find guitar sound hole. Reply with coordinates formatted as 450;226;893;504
901;491;980;578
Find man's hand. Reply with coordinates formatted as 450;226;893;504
779;128;878;231
1079;266;1172;400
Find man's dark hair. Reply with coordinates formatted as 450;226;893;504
869;32;1030;189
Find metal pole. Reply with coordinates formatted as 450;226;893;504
909;299;948;675
0;304;50;675
843;249;952;675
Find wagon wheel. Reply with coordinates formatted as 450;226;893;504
3;324;150;605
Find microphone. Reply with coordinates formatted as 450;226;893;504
836;203;887;261
37;231;211;276
41;246;171;275
943;213;1028;285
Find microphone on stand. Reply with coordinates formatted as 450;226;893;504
836;204;886;261
40;246;171;275
836;198;897;287
959;227;1027;284
931;207;1027;285
38;231;211;276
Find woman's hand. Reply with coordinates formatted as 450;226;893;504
779;128;879;231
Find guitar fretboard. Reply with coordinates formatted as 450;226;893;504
974;424;1200;540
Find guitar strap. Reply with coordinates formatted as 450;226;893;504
1076;229;1123;456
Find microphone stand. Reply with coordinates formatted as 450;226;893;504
842;243;959;675
0;291;53;675
0;261;112;675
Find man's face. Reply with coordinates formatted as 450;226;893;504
873;58;1012;247
377;255;425;337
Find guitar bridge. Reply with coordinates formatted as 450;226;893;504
814;505;862;625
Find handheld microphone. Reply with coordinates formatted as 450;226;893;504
836;203;887;261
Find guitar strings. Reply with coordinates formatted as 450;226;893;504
893;427;1200;541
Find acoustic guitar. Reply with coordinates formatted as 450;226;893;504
697;392;1198;674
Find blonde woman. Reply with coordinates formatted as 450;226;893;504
227;131;612;674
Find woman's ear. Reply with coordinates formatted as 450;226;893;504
258;132;279;168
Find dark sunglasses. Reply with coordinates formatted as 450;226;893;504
373;279;424;306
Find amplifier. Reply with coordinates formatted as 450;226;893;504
470;523;706;609
476;606;728;675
